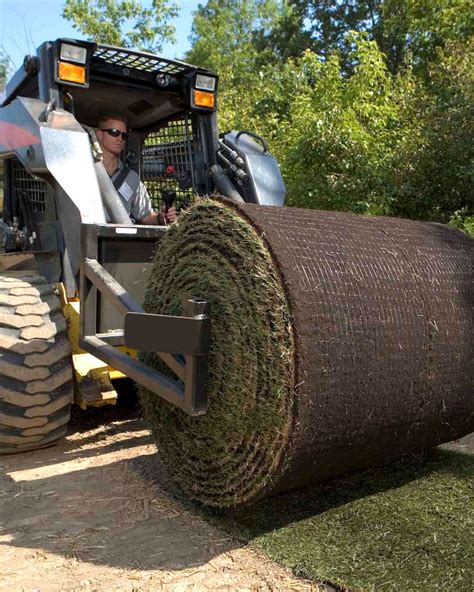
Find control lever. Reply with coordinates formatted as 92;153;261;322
161;189;176;215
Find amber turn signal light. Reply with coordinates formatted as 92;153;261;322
58;61;87;85
193;90;215;109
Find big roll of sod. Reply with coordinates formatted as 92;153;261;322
140;199;474;508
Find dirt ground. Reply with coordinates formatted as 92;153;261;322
0;394;321;592
1;392;472;592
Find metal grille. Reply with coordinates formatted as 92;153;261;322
11;158;47;213
93;46;192;75
142;116;196;211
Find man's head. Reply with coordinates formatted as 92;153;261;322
96;113;128;157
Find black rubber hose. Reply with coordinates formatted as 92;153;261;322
210;164;245;204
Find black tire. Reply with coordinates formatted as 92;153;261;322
0;272;73;454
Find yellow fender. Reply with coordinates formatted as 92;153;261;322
55;283;134;409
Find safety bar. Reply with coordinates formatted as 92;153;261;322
79;256;210;416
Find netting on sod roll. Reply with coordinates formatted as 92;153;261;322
139;199;295;508
140;198;474;508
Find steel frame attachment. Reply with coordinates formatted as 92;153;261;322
79;224;210;416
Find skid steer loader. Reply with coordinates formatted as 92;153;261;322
0;38;285;453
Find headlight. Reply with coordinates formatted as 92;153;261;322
60;43;88;64
195;74;216;92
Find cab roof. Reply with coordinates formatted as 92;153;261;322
3;39;217;126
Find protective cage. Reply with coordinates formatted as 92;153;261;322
142;115;198;211
92;45;194;76
3;120;198;223
5;158;48;216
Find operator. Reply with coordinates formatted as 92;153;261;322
96;114;177;225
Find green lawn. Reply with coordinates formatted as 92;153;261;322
212;449;473;591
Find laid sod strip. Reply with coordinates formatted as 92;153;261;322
217;449;474;592
140;199;474;508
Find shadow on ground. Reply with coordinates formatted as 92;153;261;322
130;423;474;551
1;456;239;572
0;386;240;574
206;445;474;540
1;377;472;582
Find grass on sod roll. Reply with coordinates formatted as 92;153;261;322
211;449;473;592
140;199;294;507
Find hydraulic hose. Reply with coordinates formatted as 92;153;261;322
210;164;245;204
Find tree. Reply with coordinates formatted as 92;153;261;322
62;0;179;52
186;0;289;131
0;52;10;94
268;0;473;74
204;27;472;230
265;36;408;214
186;0;283;74
265;1;382;67
390;40;474;227
374;0;474;74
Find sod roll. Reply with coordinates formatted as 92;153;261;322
140;199;474;508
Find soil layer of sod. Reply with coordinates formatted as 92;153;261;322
139;199;473;508
214;446;473;592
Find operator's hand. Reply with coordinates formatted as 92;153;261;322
160;205;177;224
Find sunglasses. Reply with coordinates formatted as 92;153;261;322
100;128;129;141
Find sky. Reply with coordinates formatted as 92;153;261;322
1;0;200;77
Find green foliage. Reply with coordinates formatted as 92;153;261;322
188;0;473;233
62;0;179;52
0;51;10;93
186;0;282;74
63;0;473;234
390;40;474;225
275;0;474;74
449;211;474;237
376;0;474;74
270;38;407;215
185;0;292;135
212;35;412;215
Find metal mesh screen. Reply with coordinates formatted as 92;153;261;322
11;158;47;213
142;116;196;211
93;46;191;75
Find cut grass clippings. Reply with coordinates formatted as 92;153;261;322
211;449;473;592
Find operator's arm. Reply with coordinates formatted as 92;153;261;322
140;211;160;225
139;206;177;225
131;180;176;225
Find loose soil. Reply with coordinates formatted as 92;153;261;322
1;390;471;592
0;395;319;592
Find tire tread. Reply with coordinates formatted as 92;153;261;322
0;274;73;454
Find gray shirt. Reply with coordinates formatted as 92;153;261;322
111;163;153;222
